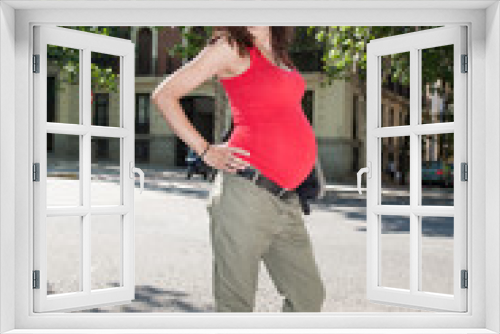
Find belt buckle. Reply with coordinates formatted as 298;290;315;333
277;187;289;199
251;169;260;183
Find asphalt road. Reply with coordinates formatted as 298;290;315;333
45;165;454;313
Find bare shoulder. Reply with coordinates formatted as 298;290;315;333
206;35;249;78
208;33;240;57
150;33;248;101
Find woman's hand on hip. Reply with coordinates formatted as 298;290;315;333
202;143;251;173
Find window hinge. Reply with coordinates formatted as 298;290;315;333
33;54;40;73
33;270;40;289
33;163;40;182
461;162;468;181
461;269;468;289
461;54;468;73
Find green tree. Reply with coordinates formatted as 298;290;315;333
53;26;453;100
53;26;454;149
51;26;129;94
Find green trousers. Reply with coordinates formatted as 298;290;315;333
206;169;326;312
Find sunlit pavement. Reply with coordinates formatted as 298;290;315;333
46;162;453;313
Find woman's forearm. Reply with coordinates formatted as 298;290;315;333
151;95;210;156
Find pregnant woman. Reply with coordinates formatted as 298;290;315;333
151;26;325;312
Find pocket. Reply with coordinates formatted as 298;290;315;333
225;171;271;203
206;171;223;213
288;192;305;217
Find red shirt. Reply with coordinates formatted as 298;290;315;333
219;46;317;190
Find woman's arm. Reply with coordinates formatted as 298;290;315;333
150;36;236;156
150;35;251;173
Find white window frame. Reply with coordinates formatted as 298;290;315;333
0;1;498;333
32;25;137;313
364;25;468;312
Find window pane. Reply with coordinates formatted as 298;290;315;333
380;215;410;290
381;51;410;127
91;136;121;206
381;136;410;205
91;51;121;127
421;44;454;124
421;216;454;295
47;45;80;124
47;216;81;295
47;133;80;207
421;133;454;206
91;215;122;290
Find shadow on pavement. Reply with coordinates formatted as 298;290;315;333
74;283;214;313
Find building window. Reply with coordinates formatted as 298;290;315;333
135;93;151;134
47;76;56;152
135;94;151;162
137;27;152;75
93;93;109;126
92;93;110;159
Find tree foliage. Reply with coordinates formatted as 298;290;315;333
306;26;451;96
50;26;452;98
50;26;127;94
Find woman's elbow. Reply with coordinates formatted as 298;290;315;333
151;90;177;107
151;88;168;104
151;78;176;102
151;91;181;120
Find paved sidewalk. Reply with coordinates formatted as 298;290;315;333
45;161;454;313
53;161;452;199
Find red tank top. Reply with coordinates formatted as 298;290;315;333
219;45;317;190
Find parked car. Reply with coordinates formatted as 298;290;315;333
422;161;454;187
185;148;212;180
443;162;454;187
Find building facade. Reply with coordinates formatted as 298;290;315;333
47;26;454;185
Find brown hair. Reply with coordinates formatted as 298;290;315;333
206;26;297;70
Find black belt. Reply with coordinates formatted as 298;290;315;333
235;166;295;200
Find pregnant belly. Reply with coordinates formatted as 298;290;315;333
228;120;317;189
